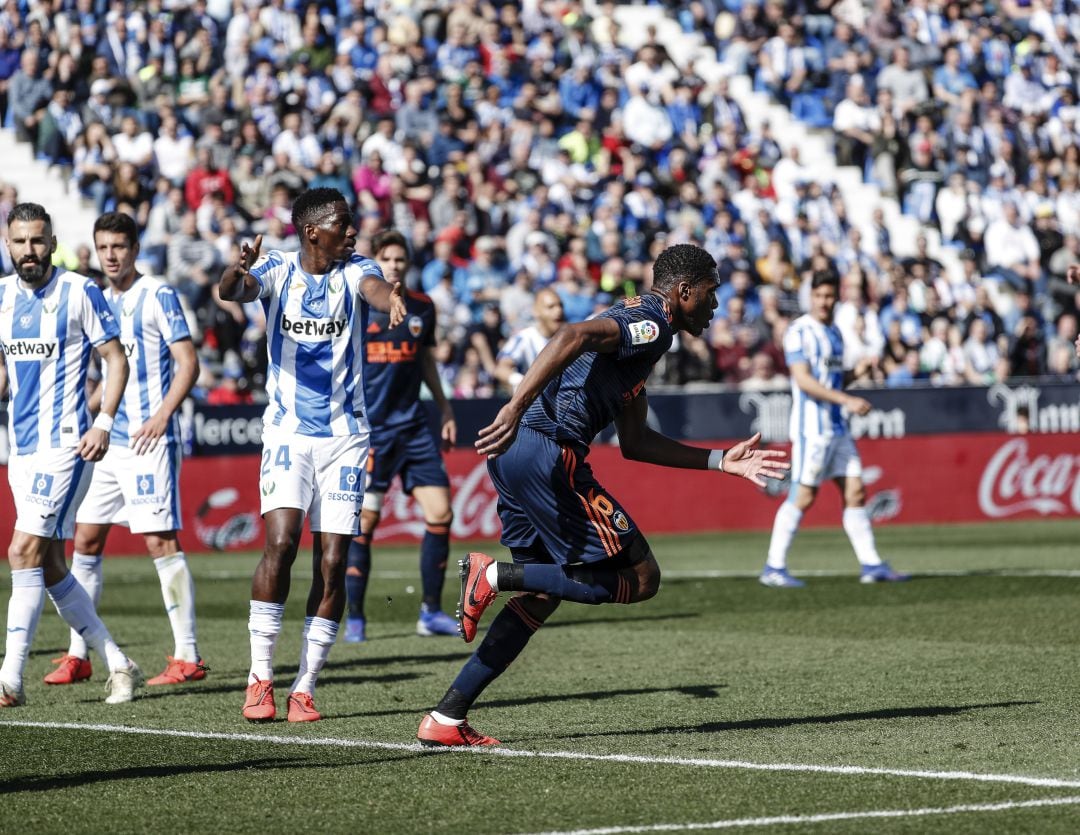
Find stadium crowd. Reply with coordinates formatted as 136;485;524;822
0;0;1078;402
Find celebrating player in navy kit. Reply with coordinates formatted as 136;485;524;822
344;230;459;642
416;244;789;746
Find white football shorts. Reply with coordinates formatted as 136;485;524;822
76;440;182;533
9;447;94;539
259;427;370;535
791;433;863;488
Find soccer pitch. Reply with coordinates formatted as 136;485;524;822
2;519;1079;834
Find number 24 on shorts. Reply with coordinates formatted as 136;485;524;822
261;446;292;475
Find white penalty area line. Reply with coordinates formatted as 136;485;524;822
3;720;1080;792
518;795;1080;835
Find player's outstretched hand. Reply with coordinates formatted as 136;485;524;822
476;403;523;458
130;412;168;455
844;394;872;416
1067;263;1080;285
238;234;263;275
387;280;406;328
722;432;789;488
76;427;110;462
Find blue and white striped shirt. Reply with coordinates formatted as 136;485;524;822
252;250;384;437
784;314;847;440
101;276;191;446
0;269;120;454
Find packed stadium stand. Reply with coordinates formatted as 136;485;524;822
0;0;1077;402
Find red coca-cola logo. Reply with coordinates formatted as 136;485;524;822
978;438;1080;518
376;459;502;541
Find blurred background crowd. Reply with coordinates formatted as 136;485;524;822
0;0;1078;404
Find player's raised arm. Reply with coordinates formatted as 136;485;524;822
615;394;788;486
219;234;263;304
476;318;622;458
77;336;128;462
360;273;406;328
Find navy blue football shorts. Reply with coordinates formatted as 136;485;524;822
367;423;450;494
487;425;639;565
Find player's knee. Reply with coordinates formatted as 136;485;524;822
72;530;102;555
632;560;662;601
263;529;302;561
425;508;453;528
143;533;179;559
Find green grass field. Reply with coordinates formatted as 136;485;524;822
2;519;1080;834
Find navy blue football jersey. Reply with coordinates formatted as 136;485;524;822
522;293;674;448
363;290;436;429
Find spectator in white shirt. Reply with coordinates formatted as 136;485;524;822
985;202;1041;291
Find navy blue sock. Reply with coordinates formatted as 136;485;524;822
435;598;543;719
506;563;632;604
345;536;371;619
420;523;450;610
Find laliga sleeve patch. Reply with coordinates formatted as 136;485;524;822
629;320;660;345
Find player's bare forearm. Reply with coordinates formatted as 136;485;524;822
0;360;8;400
97;338;129;419
361;276;406;326
421;349;456;447
792;363;871;414
476;321;620;457
133;339;199;454
220;234;263;303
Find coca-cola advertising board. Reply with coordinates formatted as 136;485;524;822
0;432;1074;555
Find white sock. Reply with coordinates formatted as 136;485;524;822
0;568;46;690
47;573;129;672
766;502;803;570
290;616;337;696
68;553;103;660
154;552;198;662
485;562;499;590
430;710;464;726
843;506;882;567
248;600;284;685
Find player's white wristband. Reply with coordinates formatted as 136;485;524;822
708;449;725;473
509;372;524;390
92;413;114;434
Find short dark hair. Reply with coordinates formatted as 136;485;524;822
291;187;347;232
372;229;409;262
652;244;717;292
93;211;138;246
8;202;52;231
811;270;840;290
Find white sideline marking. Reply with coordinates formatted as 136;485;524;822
664;569;1080;579
88;569;1080;584
518;796;1080;834
3;720;1080;791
